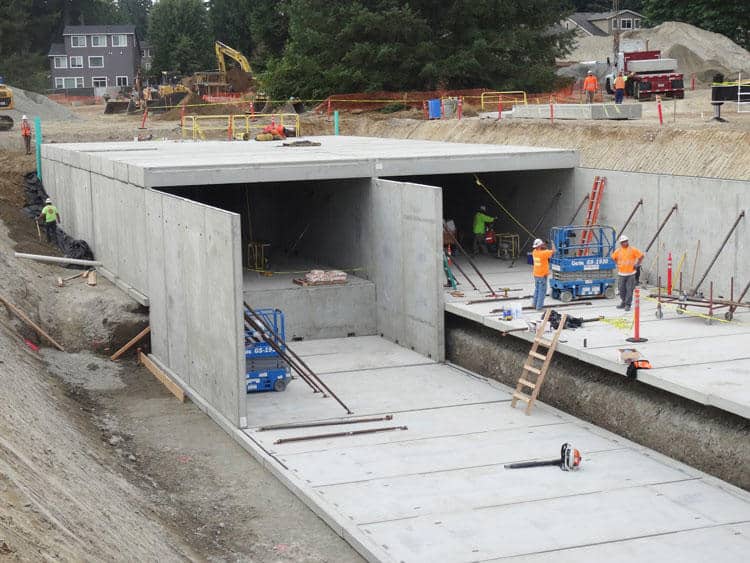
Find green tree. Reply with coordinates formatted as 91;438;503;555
642;0;749;50
209;0;255;57
119;0;152;40
149;0;212;74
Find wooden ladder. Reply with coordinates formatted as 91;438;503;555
511;309;567;415
578;176;606;255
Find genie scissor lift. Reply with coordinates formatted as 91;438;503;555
549;225;617;302
244;307;291;392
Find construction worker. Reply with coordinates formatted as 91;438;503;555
532;238;555;310
614;71;626;104
21;115;32;155
38;197;61;245
472;205;495;255
611;235;643;311
583;71;598;104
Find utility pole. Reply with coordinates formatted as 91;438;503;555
612;0;620;72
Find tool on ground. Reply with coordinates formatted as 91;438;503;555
56;270;90;287
259;415;393;432
549;225;617;302
245;304;352;414
626;287;648;342
504;442;582;471
34;220;41;241
578;176;606;256
0;293;65;351
512;191;562;267
691;210;745;295
443;252;458;289
617;198;643;239
567;194;589;225
511;308;566;415
442;226;497;297
274;425;407;445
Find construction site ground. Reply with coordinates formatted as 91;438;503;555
0;91;748;560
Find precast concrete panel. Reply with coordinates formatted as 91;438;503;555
161;195;189;380
113;180;148;294
370;179;444;360
90;173;118;270
144;190;169;362
69;167;93;244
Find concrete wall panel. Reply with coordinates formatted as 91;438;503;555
161;195;189;380
371;179;444;360
113;180;148;293
90;173;117;269
144;190;168;362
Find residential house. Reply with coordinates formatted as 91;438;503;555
140;41;153;72
562;10;644;37
48;25;141;93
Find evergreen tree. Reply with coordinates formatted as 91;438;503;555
119;0;152;40
149;0;213;75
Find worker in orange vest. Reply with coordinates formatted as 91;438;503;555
532;238;555;310
20;115;32;155
611;235;643;311
583;71;598;104
614;71;626;104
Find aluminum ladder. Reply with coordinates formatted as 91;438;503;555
578;176;606;256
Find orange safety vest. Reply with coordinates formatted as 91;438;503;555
614;75;625;90
21;121;31;137
532;249;554;277
583;75;598;92
611;245;643;275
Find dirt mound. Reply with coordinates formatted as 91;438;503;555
159;92;253;120
565;21;750;78
1;84;79;125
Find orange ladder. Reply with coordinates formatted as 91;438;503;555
511;309;567;415
578;176;606;255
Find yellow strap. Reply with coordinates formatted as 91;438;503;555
473;175;536;239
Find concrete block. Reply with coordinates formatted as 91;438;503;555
513;103;642;120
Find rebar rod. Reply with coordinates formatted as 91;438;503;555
443;227;496;296
692;210;745;294
617;198;643;238
645;204;678;252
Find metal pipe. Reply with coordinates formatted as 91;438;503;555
617;198;643;238
448;255;478;291
520;301;593;311
274;425;407;445
568;194;589;225
645;204;678;252
443;227;496;296
245;305;353;414
259;415;393;432
14;252;102;266
513;192;563;264
692;210;745;294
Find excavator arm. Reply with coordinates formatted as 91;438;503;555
214;41;252;79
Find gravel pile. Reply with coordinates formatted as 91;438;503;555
563;21;750;80
2;84;79;123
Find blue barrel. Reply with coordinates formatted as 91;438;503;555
428;99;442;119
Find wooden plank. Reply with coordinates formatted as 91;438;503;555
110;326;151;361
517;378;536;389
0;293;65;351
138;351;185;402
530;351;547;361
512;393;530;403
523;364;541;375
86;270;97;286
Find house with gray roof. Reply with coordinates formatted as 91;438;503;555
562;10;644;37
48;25;141;94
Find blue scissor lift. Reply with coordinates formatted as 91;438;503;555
244;307;291;393
549;225;617;303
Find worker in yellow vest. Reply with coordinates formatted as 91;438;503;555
472;205;495;255
38;197;61;244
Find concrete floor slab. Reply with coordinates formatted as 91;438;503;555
236;337;750;563
445;256;750;419
512;103;642;120
42;136;578;188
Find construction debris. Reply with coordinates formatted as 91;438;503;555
0;293;65;351
259;414;394;432
111;326;151;361
15;252;101;267
274;425;408;445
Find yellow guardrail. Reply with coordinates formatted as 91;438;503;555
480;91;528;110
182;113;301;141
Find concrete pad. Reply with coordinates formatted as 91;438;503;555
359;480;750;562
513;103;642;120
41;136;578;188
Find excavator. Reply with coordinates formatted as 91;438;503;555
0;83;14;130
192;41;255;96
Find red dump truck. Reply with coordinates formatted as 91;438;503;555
606;50;684;101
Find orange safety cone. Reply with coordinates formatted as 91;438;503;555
626;287;648;343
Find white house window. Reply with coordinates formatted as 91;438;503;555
52;56;67;69
116;75;129;86
88;56;104;68
92;77;107;88
634;19;641;29
69;56;83;68
612;19;618;29
58;77;84;89
111;34;128;47
620;18;633;29
91;35;107;47
71;35;86;48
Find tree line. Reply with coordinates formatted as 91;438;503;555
0;0;747;97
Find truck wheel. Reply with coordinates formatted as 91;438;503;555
604;286;615;299
274;378;287;392
560;291;573;303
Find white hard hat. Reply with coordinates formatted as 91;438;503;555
587;70;593;74
619;235;629;242
533;238;544;248
45;197;51;203
22;115;28;120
